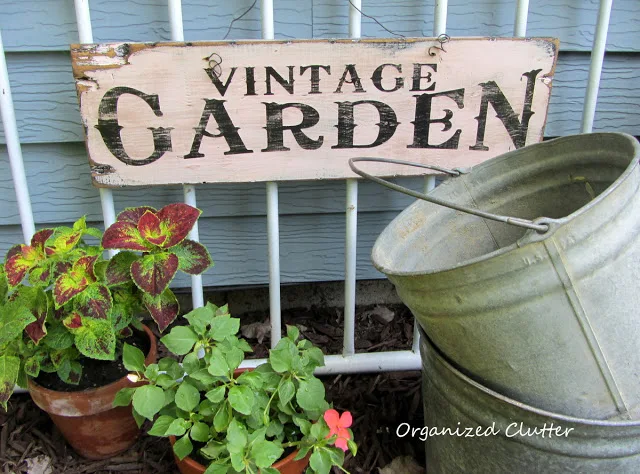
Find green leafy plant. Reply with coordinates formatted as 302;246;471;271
0;204;211;409
120;304;356;474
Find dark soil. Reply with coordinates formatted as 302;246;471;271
33;329;151;392
1;304;425;473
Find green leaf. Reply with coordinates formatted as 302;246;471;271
213;401;231;432
57;359;82;385
208;315;240;341
156;374;178;389
42;323;74;350
236;371;263;390
286;325;300;342
265;419;283;438
132;408;146;428
228;385;254;415
251;439;284;469
160;326;198;356
0;355;20;409
309;449;332;474
147;415;175;436
278;378;295;406
123;343;146;372
269;338;297;373
113;387;136;407
166;418;192;437
293;416;312;436
73;318;116;360
175;382;200;412
190;421;211;442
347;439;358;457
159;357;184;380
172;434;194;461
205;386;226;403
24;356;41;378
207;347;230;377
189;369;217;385
144;364;160;381
204;463;229;474
183;305;213;336
0;301;36;346
132;385;165;420
296;378;327;412
182;352;201;374
230;453;244;472
201;440;227;460
221;345;244;372
226;419;248;454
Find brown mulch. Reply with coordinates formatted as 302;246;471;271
1;304;425;473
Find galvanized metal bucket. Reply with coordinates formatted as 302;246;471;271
419;328;640;473
351;132;640;420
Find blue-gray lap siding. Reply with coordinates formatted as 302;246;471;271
0;0;638;287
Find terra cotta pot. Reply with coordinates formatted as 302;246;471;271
28;324;157;460
169;436;311;474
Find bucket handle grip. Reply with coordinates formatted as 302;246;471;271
348;157;549;233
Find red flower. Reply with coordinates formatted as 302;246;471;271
324;409;352;451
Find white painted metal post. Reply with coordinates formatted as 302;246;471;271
261;0;281;348
343;0;362;357
581;0;613;134
168;0;204;309
0;30;36;243
73;0;117;249
514;0;530;37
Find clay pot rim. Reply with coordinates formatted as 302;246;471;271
28;324;157;413
168;435;307;471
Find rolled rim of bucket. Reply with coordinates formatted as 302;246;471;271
419;327;640;458
371;132;640;277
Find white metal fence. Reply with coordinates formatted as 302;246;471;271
0;0;614;376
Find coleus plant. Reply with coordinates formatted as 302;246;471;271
101;203;212;332
118;303;357;474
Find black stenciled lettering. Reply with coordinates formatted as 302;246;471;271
95;86;172;166
371;64;404;93
262;102;323;152
245;67;257;96
332;100;399;149
408;89;465;149
410;63;437;92
300;65;331;94
265;66;295;95
204;67;237;96
334;65;366;93
470;69;542;151
184;99;252;158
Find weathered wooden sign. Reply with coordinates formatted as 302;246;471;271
71;38;558;186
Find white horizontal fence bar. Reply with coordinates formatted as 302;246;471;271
514;0;530;37
240;351;421;374
0;29;35;243
168;0;204;309
261;0;282;348
73;0;117;253
581;0;613;134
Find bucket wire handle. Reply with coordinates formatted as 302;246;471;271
349;157;549;233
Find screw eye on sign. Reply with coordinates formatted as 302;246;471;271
70;38;558;186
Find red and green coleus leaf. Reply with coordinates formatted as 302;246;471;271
30;229;54;251
155;203;201;248
63;312;83;329
0;355;20;410
105;251;139;286
131;252;179;297
116;206;157;225
73;318;116;361
53;255;98;307
47;227;83;254
138;211;167;246
9;286;49;344
102;221;150;251
74;284;112;320
5;244;45;287
0;300;36;346
57;359;83;385
143;288;179;332
171;239;213;275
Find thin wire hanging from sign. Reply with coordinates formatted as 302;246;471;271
223;0;258;40
347;0;406;38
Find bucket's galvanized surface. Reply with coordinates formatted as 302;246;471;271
419;329;640;473
372;133;640;420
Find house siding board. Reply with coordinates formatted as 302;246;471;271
0;0;638;287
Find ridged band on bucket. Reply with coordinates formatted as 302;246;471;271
369;133;640;420
419;328;640;473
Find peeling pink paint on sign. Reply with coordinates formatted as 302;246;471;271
71;38;559;187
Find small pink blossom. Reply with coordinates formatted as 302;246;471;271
324;409;352;451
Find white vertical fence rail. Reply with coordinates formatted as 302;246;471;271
261;0;282;348
343;0;361;357
514;0;530;37
581;0;613;133
0;30;35;243
73;0;117;258
168;0;204;309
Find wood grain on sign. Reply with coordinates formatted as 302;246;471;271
71;38;559;187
